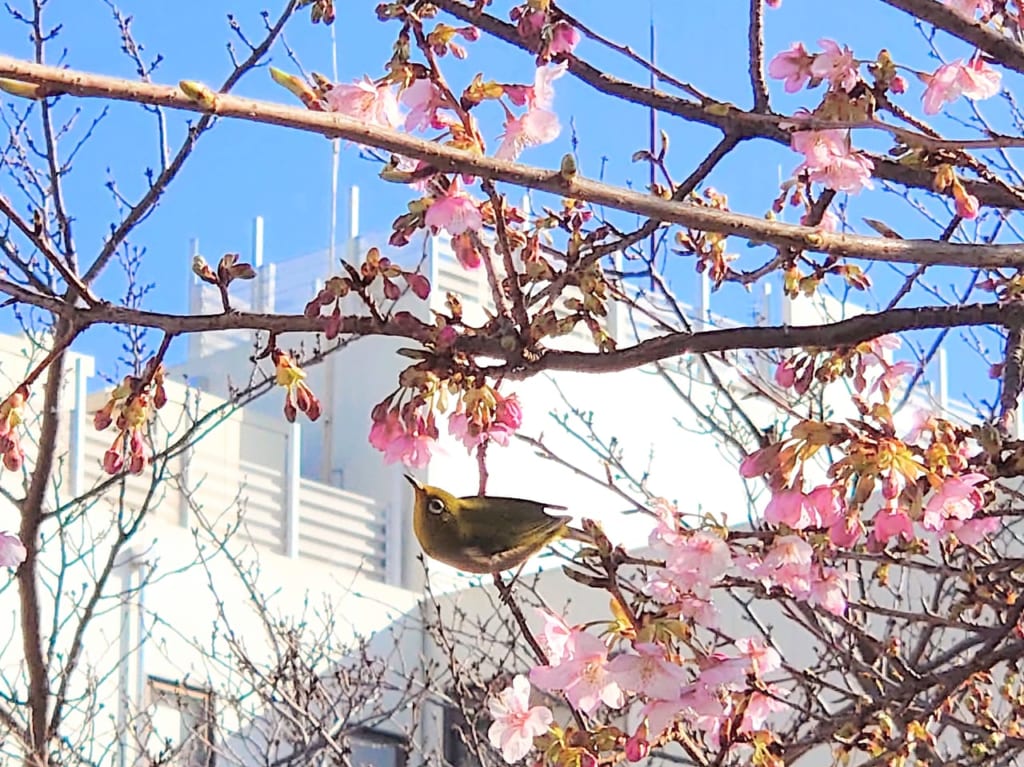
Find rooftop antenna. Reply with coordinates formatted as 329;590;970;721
647;2;657;291
322;16;342;485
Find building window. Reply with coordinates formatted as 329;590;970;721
349;728;407;767
442;706;472;767
146;676;215;767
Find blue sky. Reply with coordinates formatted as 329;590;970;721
0;0;1013;408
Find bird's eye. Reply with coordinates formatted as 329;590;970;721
427;498;446;515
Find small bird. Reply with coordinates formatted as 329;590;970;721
405;475;590;574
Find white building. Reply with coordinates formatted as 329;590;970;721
0;190;965;766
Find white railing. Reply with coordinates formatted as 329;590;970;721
77;383;388;583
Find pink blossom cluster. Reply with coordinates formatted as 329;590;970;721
448;391;524;452
497;63;567;161
511;5;580;59
767;40;858;94
643;639;787;746
643;519;730;626
921;56;1001;115
369;402;438;469
769;39;1000;116
423;179;483;239
744;534;849;615
519;609;791;761
790;128;874;194
487;675;553;763
369;388;525;468
750;471;996;550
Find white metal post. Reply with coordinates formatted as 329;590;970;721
283;421;302;558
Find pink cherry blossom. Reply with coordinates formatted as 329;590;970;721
678;682;732;742
606;643;688;700
370;407;437;469
735;637;782;677
487;675;553;764
668;532;732;586
954;515;1000;546
791;130;874;193
641;697;685;739
496;64;566;160
922;473;987;533
624;725;649;762
530;630;624;715
497;108;561;161
536;609;573;663
675;595;720;627
401;78;446;132
954;185;980;219
774;357;799;388
424;182;483;236
946;0;993;18
515;7;546;38
495;393;523;431
801;208;839;231
696;652;748;690
325;77;401;129
810;39;858;92
828;512;866;548
759;535;814;597
765;485;842;530
740;686;790;732
549;21;580;56
809;567;849;615
872;504;915;544
768;42;814;93
0;531;26;568
922;57;1001;115
533;62;566;109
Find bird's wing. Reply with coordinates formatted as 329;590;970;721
465;495;568;512
460;498;571;557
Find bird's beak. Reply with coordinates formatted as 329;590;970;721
404;474;423;491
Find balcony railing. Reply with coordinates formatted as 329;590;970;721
79;383;390;583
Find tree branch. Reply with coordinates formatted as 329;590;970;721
3;57;1024;270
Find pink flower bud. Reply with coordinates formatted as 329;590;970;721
94;404;114;431
625;726;650;763
495;393;523;431
102;448;123;475
403;272;431;300
3;443;23;471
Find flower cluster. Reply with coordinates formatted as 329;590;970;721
488;675;554;763
921;56;1000;115
0;385;28;471
369;400;438;469
791;128;874;194
757;335;998;553
370;375;524;469
493;605;792;764
511;4;581;62
272;350;322;423
448;387;523;452
94;360;168;475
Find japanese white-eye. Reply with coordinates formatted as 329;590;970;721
405;475;589;574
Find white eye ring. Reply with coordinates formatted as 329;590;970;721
427;498;446;515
